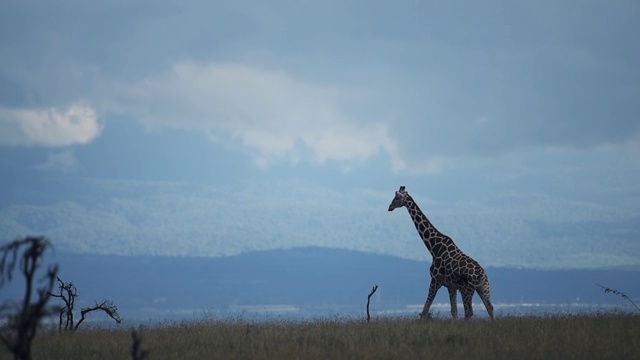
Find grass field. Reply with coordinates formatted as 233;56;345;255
5;313;639;360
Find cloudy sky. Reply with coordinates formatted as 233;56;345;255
1;0;639;268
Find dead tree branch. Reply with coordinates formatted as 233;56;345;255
366;285;379;323
75;300;122;330
47;276;122;331
597;283;640;313
0;236;58;360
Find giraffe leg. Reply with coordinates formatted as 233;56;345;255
461;286;475;319
420;277;441;320
476;282;495;319
447;287;458;319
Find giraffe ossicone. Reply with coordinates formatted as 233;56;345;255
388;186;495;320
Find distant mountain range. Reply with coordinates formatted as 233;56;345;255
3;247;639;323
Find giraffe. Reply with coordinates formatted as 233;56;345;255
388;186;494;319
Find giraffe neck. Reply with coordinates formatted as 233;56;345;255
404;193;457;257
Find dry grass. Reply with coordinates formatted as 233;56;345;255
4;313;639;360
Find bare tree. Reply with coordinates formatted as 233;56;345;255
48;277;122;331
0;236;58;360
47;277;76;331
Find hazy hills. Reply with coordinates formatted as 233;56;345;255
1;177;639;270
4;247;638;323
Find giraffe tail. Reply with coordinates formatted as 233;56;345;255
477;276;494;319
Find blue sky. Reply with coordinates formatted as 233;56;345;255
1;0;639;269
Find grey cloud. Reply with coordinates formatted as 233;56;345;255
33;150;77;172
1;0;637;168
386;35;640;163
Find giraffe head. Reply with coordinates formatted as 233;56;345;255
388;186;408;211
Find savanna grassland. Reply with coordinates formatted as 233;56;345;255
9;313;639;360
